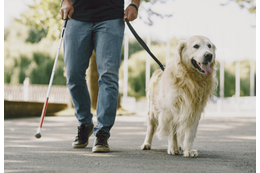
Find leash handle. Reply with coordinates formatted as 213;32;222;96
125;18;165;71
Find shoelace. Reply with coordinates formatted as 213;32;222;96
96;133;108;145
76;126;86;141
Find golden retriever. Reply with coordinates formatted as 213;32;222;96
141;35;218;157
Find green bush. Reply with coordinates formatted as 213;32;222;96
26;27;47;43
4;51;66;85
120;44;170;97
28;52;66;85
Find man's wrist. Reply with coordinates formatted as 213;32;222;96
131;0;140;7
61;0;72;7
129;4;138;12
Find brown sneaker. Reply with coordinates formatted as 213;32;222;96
72;123;94;148
92;132;110;153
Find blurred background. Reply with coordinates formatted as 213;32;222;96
4;0;256;118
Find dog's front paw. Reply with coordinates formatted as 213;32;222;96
167;148;181;155
141;143;151;150
183;149;198;158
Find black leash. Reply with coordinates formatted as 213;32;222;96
125;18;165;71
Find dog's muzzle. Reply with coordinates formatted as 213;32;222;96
191;57;213;76
204;53;213;63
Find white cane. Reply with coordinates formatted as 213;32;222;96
35;17;69;139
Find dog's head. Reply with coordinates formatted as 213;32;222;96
176;35;216;76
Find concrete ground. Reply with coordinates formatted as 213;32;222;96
4;113;256;173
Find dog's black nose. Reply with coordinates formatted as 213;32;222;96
204;53;213;62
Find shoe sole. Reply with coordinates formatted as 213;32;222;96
92;146;110;153
72;129;93;148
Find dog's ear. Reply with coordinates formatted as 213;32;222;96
212;43;217;65
212;43;216;55
176;40;185;62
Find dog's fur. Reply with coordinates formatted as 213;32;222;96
141;35;218;157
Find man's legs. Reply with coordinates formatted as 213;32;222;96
63;19;94;147
92;19;125;138
63;18;125;150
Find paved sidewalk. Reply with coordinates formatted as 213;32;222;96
5;115;256;173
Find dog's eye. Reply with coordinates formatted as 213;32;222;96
193;44;200;49
208;44;211;48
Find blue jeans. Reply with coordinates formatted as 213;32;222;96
63;18;125;138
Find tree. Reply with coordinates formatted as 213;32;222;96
16;0;63;40
86;51;122;109
139;0;173;26
221;0;256;14
86;51;99;110
26;27;47;43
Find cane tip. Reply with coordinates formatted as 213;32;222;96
35;133;41;139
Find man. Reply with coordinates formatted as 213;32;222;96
60;0;140;153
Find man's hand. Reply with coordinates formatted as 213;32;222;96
60;0;74;20
124;1;140;22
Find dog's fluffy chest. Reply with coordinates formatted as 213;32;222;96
155;74;212;117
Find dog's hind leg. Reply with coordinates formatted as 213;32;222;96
141;112;157;150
